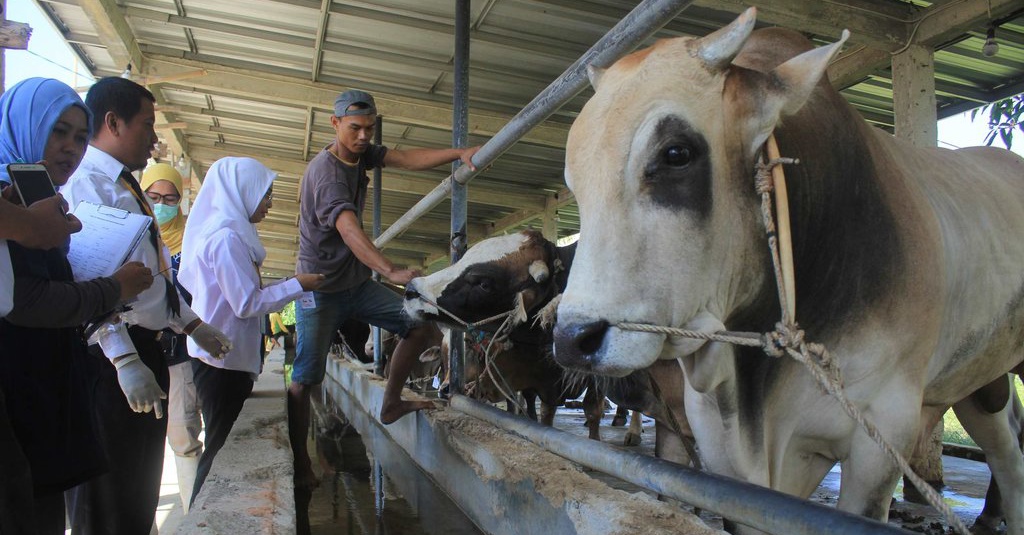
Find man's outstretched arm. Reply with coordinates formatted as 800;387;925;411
384;146;480;172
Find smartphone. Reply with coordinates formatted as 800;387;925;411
7;163;57;206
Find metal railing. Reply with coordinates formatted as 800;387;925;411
373;0;697;248
451;396;907;535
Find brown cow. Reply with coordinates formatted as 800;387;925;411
405;230;692;455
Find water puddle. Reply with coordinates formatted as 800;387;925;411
297;382;483;535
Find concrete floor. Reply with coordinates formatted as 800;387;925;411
154;437;191;534
78;346;290;535
60;410;198;535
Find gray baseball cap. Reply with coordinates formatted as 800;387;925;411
334;89;377;117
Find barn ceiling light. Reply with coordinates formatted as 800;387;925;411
982;24;999;57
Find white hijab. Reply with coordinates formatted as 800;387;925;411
179;157;275;291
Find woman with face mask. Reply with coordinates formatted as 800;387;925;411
140;163;204;512
178;156;325;506
0;78;154;533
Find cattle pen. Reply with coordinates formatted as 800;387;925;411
326;0;930;533
26;0;1021;532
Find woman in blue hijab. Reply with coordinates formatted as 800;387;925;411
0;78;152;533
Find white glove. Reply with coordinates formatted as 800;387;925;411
114;355;166;418
190;322;232;359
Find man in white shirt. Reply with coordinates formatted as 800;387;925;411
61;77;231;535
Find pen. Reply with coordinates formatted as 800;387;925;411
154;266;173;278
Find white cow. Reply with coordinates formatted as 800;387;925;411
553;8;1024;533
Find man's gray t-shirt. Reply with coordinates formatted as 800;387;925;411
297;144;387;293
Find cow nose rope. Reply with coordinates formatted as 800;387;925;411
412;292;530;412
616;134;970;535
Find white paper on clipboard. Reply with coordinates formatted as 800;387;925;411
67;201;152;281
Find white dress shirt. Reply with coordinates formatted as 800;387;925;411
184;228;302;375
0;241;12;317
61;146;200;359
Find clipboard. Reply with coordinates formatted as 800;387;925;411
67;201;153;281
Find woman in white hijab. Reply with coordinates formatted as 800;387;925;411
178;157;324;505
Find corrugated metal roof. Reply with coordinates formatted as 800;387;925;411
34;0;1024;278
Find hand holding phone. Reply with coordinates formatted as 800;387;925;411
8;163;57;206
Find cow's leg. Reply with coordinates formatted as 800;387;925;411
975;476;1004;535
539;401;557;427
954;378;1024;535
583;387;604;441
835;400;920;522
611;406;629;427
522;390;539;422
728;453;834;535
623;410;643;447
973;377;1023;534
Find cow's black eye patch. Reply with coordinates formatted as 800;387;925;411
642;116;711;217
437;263;516;323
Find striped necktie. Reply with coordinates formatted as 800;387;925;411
119;169;181;317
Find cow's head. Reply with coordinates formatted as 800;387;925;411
553;9;848;377
404;230;564;329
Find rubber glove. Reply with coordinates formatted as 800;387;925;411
114;354;166;418
190;321;232;359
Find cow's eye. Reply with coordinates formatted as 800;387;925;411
477;278;495;293
663;144;692;167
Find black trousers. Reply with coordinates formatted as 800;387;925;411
65;327;169;535
0;385;34;534
189;359;254;506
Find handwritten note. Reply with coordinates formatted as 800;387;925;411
67;201;152;281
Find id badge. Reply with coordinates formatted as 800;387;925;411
299;292;316;309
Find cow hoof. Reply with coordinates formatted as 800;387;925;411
970;515;1003;535
611;416;627;427
623;432;642;447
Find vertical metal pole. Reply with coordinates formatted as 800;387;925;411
448;0;470;396
372;115;385;377
373;460;385;516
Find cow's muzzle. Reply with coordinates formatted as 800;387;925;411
553;319;609;371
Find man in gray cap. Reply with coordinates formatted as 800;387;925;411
288;88;480;488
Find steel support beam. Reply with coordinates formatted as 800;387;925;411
143;56;570;149
310;0;332;82
829;0;1022;89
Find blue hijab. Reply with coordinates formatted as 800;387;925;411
0;77;91;184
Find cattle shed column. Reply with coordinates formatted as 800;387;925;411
542;195;558;242
891;42;944;501
892;44;938;147
372;115;385;377
448;0;470;396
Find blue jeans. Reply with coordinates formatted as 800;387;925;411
292;280;411;385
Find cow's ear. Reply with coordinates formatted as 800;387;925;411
587;64;606;89
770;29;848;116
746;29;849;154
693;7;756;71
419;346;442;363
529;259;550;284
